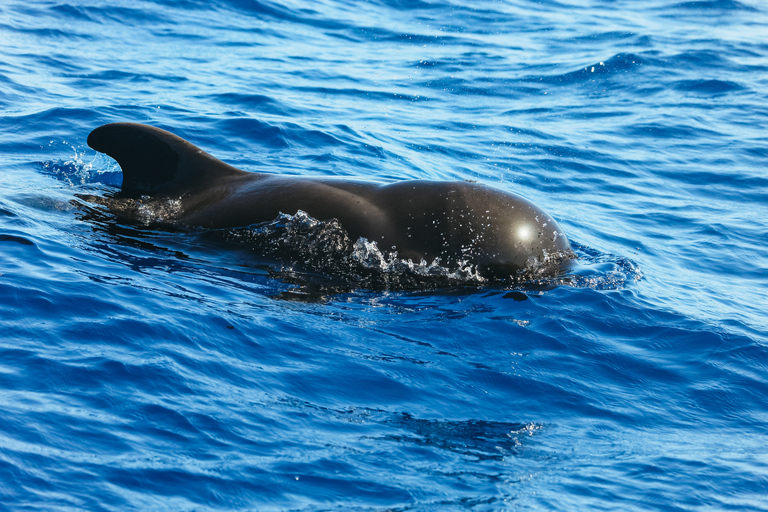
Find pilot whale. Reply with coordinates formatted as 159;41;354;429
87;122;574;279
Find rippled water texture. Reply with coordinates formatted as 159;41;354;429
1;0;767;510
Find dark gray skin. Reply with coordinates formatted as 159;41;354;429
87;123;574;278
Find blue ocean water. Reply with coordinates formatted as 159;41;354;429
1;0;767;509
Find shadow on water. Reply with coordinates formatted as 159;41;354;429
383;413;540;462
279;398;541;462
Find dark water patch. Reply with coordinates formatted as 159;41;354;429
104;466;280;507
501;126;564;141
49;3;96;22
378;30;468;46
4;107;100;134
653;168;768;192
372;0;442;9
0;206;18;218
504;291;528;301
19;408;133;455
0;70;41;96
408;55;512;73
89;104;192;127
84;358;196;397
502;106;558;116
84;5;169;25
24;54;85;74
280;402;544;460
0;23;94;41
171;0;215;9
673;79;744;96
384;414;537;461
150;28;213;40
206;92;290;116
65;70;189;84
669;0;758;12
573;31;639;43
216;117;290;149
220;0;349;31
0;234;34;246
213;39;268;48
217;117;353;152
132;403;204;439
537;144;615;162
269;467;413;506
295;85;422;103
529;159;637;194
423;77;542;98
562;109;634;120
654;49;735;71
526;53;645;86
744;146;768;158
625;122;723;140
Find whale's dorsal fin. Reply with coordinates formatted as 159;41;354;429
87;123;248;197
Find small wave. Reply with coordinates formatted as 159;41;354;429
673;79;743;96
669;0;758;12
0;206;18;218
548;242;643;290
40;143;122;188
205;93;290;117
384;413;541;461
0;234;35;246
657;49;732;70
65;70;188;84
624;122;721;140
280;402;540;461
529;53;645;86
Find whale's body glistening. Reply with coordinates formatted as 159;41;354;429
87;122;574;278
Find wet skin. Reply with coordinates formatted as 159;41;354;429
88;123;574;277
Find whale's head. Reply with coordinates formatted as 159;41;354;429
453;186;576;280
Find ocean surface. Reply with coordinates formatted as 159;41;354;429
1;0;767;510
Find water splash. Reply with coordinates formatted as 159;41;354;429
39;142;122;187
551;242;643;290
220;210;488;290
